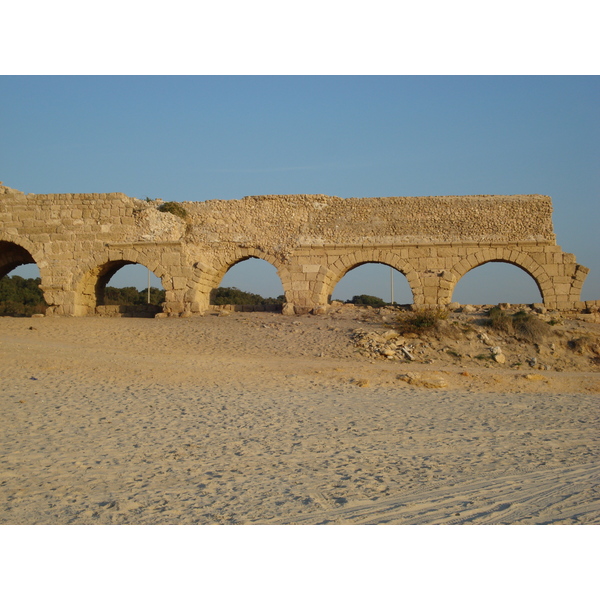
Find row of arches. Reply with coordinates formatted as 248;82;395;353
1;239;552;315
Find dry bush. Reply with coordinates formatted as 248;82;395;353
568;336;600;355
436;320;467;341
486;308;552;343
486;307;514;335
512;312;553;343
395;308;448;336
158;202;188;219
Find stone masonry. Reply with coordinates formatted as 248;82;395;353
0;183;590;316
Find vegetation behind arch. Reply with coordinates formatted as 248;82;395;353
0;275;47;316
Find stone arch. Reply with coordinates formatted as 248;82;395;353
321;249;421;306
191;247;289;310
75;251;171;315
0;237;56;305
0;233;48;277
446;248;552;305
0;239;37;280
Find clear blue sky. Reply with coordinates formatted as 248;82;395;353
1;76;598;303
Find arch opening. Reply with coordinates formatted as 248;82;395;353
452;261;543;305
212;257;285;309
331;262;414;307
0;241;36;280
0;242;46;316
80;261;165;317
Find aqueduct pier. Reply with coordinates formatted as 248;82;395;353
0;183;590;316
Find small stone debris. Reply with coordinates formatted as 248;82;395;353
523;373;546;381
350;328;416;361
401;347;415;361
490;346;506;363
396;372;448;389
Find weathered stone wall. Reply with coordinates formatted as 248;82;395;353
184;193;556;249
0;183;589;315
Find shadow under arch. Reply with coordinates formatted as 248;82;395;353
324;251;419;306
448;252;549;305
76;258;169;315
0;240;37;280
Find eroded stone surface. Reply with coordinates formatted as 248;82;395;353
0;183;590;316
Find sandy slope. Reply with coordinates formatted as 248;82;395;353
1;311;598;524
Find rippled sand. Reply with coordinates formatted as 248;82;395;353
1;313;598;524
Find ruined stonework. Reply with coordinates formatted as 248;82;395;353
0;183;590;316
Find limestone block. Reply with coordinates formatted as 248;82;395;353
165;301;185;313
162;252;181;266
172;277;187;290
542;263;561;277
282;303;295;316
301;264;321;273
556;300;574;309
290;271;307;281
552;252;565;263
411;247;433;258
434;246;455;258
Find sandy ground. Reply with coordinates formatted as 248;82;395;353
1;309;599;524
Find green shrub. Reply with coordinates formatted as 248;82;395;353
158;202;188;219
211;287;284;307
350;294;387;307
568;336;600;355
0;275;48;316
104;286;165;306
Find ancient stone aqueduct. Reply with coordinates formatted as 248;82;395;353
0;182;591;316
